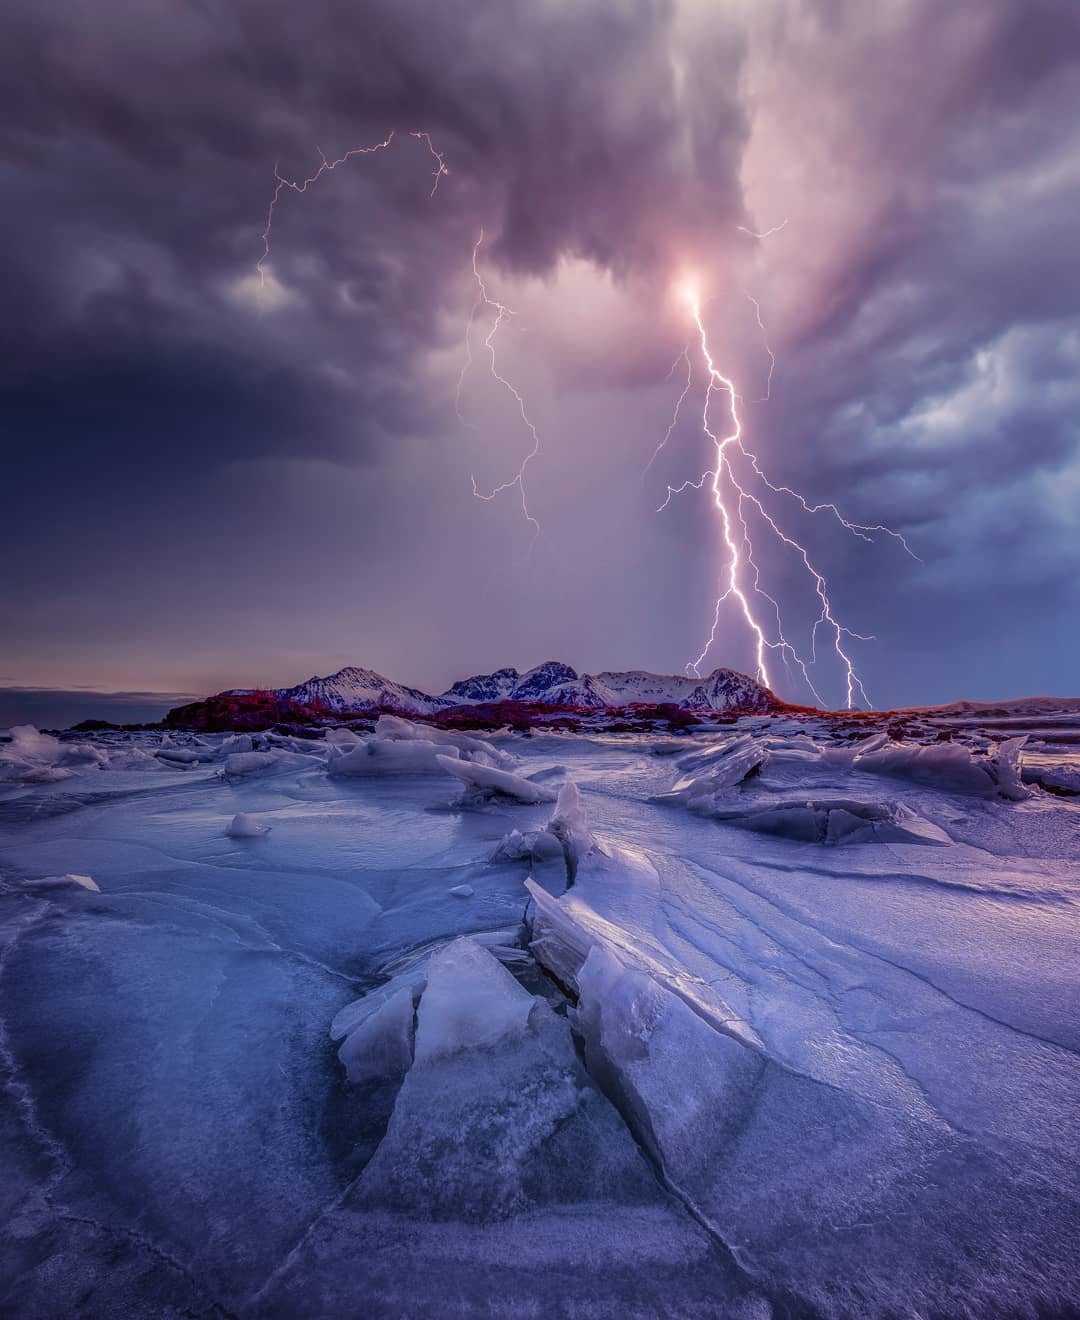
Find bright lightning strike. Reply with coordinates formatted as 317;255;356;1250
257;129;446;287
457;229;543;540
655;282;913;709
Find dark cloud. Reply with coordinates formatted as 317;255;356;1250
2;0;1078;707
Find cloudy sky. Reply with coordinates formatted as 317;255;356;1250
4;0;1079;720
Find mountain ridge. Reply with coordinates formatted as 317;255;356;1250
169;660;777;727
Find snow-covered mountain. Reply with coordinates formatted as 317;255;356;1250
443;667;522;705
211;660;775;718
441;661;774;712
280;666;454;717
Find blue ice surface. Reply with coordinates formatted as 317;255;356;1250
0;720;1077;1317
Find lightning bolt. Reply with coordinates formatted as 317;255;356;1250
253;144;903;704
458;229;542;540
736;218;789;240
410;130;449;197
253;134;542;539
656;284;912;709
643;347;693;477
257;129;446;286
745;294;776;402
740;294;918;558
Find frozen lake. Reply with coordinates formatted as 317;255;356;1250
1;715;1078;1317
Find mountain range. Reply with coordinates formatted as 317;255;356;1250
167;660;776;727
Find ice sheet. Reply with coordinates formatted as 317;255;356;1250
0;718;1076;1316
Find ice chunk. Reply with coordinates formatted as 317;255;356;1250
448;884;473;898
575;944;800;1185
26;873;100;892
570;943;1054;1318
330;968;428;1044
657;735;766;809
375;714;515;768
156;737;218;764
1025;760;1080;793
490;826;564;864
696;797;949;845
546;780;593;881
6;725;56;757
991;735;1029;801
672;733;763;779
22;727;106;769
330;931;532;1052
758;732;824;763
62;749;107;770
0;725;107;782
273;989;758;1314
103;745;163;771
502;780;594;887
526;873;759;1048
375;713;454;744
327;737;461;777
356;969;662;1226
225;813;271;838
825;802;949;844
220;733;255;754
525;879;596;992
337;985;416;1086
5;764;76;784
528;830;566;861
490;827;530;861
414;937;536;1062
572;945;721;1175
819;731;890;765
434;754;557;803
324;727;362;745
855;736;1031;799
155;747;201;765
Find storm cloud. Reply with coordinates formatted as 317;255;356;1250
3;0;1078;710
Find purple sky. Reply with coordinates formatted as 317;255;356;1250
3;0;1079;717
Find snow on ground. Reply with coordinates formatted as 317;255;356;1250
0;712;1077;1317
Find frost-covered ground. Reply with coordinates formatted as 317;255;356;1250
0;713;1078;1318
